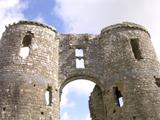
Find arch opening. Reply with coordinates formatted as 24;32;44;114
60;79;104;120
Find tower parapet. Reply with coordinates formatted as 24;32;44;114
101;22;150;36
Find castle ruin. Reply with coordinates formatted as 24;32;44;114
0;21;160;120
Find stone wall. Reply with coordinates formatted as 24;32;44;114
58;33;105;91
89;85;105;120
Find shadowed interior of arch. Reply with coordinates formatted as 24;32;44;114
60;79;98;120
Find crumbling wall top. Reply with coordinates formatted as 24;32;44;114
101;22;150;37
5;20;56;32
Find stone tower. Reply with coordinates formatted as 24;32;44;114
0;21;59;120
0;21;160;120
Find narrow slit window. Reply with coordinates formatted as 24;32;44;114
113;87;124;107
45;86;52;106
19;31;33;59
130;39;143;60
75;48;85;69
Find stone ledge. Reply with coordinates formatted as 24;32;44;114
101;22;150;37
6;20;56;32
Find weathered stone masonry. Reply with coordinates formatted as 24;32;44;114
0;21;160;120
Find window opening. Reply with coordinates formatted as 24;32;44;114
130;39;143;60
113;110;116;113
76;58;85;68
19;31;33;59
19;47;30;59
113;87;124;107
22;35;32;47
133;116;136;120
75;48;85;68
45;86;52;106
2;107;6;111
154;76;160;87
75;48;84;57
41;112;44;115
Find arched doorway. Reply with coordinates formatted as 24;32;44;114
60;78;105;120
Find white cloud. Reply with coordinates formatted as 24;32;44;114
60;80;95;109
60;85;75;108
60;80;95;108
63;80;95;96
85;114;91;120
0;0;27;38
61;112;70;120
55;0;160;59
33;15;45;23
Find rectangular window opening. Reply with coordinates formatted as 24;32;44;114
76;58;85;68
75;48;84;57
130;39;143;60
113;87;124;107
19;47;30;59
75;48;85;69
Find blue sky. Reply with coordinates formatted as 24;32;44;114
1;0;160;120
23;0;65;32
